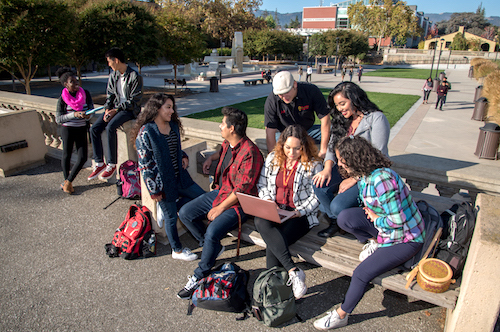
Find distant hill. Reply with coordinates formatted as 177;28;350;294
254;10;500;28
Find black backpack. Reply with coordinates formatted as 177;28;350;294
403;200;443;270
189;262;250;315
436;202;476;278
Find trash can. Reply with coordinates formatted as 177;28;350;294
433;78;440;92
439;72;446;81
318;65;323;74
468;66;474;78
474;123;500;160
474;85;483;102
472;97;488;121
209;76;219;92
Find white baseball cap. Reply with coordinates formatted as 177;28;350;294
272;71;295;95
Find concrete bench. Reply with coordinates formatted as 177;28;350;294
243;78;269;86
322;68;334;73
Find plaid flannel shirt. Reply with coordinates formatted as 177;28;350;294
212;136;264;209
358;168;425;247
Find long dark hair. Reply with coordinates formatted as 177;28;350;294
327;82;382;151
272;124;318;171
131;93;182;148
335;136;392;178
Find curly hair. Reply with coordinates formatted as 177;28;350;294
327;82;382;151
55;67;75;86
130;93;182;149
335;135;392;178
272;124;319;171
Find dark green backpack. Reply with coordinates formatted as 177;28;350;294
251;266;297;327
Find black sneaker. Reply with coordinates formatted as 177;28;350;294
177;275;199;300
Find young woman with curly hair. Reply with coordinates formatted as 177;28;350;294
313;136;424;330
55;67;93;194
255;124;323;300
133;93;205;261
313;82;390;238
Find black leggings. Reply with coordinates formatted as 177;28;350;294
61;126;88;182
254;215;310;271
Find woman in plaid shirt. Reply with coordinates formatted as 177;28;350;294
314;136;424;330
255;125;323;300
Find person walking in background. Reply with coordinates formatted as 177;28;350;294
357;66;363;83
297;66;303;81
255;125;322;300
435;80;449;110
349;67;353;82
313;82;390;239
422;77;433;104
133;93;205;261
306;65;313;82
341;66;346;82
55;68;93;194
88;47;143;181
176;107;263;300
313;136;424;330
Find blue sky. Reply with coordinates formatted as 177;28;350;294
259;0;500;17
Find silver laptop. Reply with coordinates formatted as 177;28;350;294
236;192;295;224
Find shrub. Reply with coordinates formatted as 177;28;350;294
474;60;498;79
483;69;500;124
418;40;425;49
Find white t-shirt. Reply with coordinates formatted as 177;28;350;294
116;71;127;105
307;67;313;74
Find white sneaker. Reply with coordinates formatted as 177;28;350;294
359;239;378;262
172;248;198;261
313;310;348;330
287;268;307;300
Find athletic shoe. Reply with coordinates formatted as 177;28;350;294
177;275;199;300
87;164;106;180
313;310;348;330
172;248;198;261
359;239;378;262
98;164;116;180
287;268;307;300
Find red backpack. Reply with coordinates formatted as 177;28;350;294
105;204;156;260
118;160;141;199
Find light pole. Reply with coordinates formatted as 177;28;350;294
429;36;438;78
334;37;339;76
435;38;445;80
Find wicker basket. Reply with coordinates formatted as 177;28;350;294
417;258;455;293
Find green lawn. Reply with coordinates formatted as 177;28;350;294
186;89;420;129
363;67;433;80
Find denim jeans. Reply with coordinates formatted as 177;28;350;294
90;110;135;164
178;190;247;279
313;165;360;219
157;182;206;252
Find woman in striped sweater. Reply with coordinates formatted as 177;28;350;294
132;93;205;261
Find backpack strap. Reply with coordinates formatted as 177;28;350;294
235;208;242;257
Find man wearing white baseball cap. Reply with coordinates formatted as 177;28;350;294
264;70;331;158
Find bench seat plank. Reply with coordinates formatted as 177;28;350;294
230;215;460;309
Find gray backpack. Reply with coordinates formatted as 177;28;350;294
251;266;298;327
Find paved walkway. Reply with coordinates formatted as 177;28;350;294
1;64;499;332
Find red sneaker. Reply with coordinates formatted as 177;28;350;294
87;164;106;180
99;164;117;180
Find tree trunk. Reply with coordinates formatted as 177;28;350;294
48;65;52;82
174;65;178;96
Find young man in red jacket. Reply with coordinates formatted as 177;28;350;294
176;107;264;300
435;80;449;111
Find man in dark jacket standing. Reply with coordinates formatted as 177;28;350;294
88;48;143;181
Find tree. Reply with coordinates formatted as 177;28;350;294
450;32;468;50
309;30;368;59
0;0;73;94
289;16;301;29
243;29;302;61
348;0;420;49
77;1;161;74
157;6;205;94
265;15;276;29
436;8;490;36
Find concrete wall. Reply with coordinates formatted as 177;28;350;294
0;109;47;176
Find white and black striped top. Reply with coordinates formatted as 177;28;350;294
164;130;179;177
